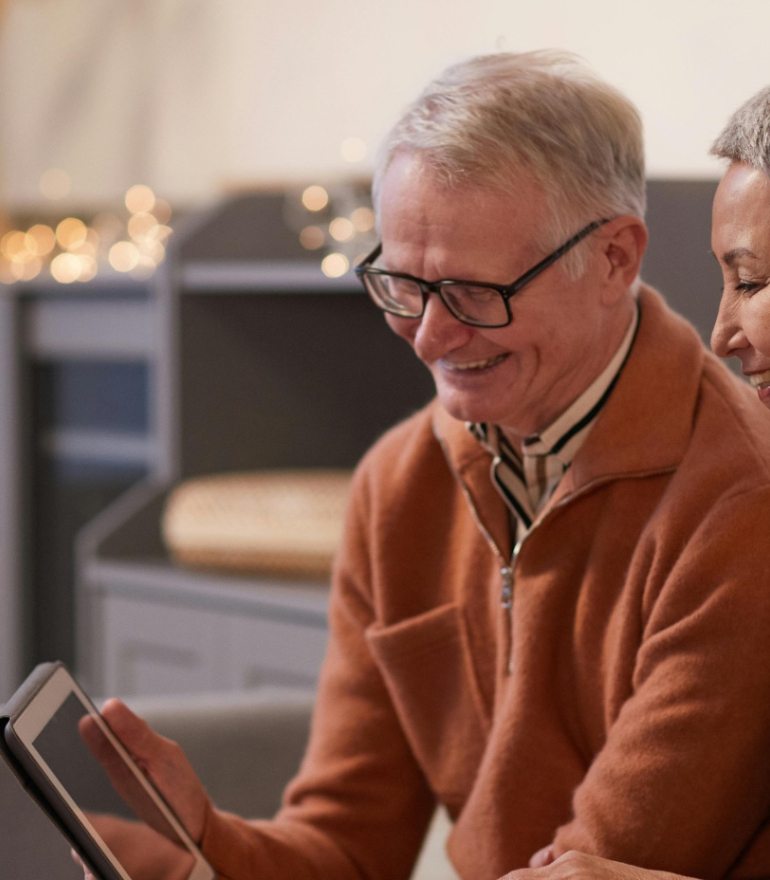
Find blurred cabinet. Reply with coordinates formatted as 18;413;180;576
77;191;436;696
0;279;157;700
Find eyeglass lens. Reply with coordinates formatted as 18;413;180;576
364;274;509;327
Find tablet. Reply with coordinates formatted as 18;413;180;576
0;662;215;880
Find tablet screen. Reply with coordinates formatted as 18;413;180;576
9;667;210;880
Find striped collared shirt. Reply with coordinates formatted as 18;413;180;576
469;303;639;541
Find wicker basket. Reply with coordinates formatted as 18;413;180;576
162;469;353;579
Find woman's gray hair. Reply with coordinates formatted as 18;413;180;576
711;85;770;177
373;50;646;277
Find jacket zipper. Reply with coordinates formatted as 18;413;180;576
501;541;521;674
434;425;677;678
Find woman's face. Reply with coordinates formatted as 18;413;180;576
712;162;770;409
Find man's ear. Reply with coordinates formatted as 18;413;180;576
600;215;648;304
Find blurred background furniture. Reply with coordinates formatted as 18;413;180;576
0;180;724;702
75;188;436;697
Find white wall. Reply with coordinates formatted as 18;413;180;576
1;0;769;208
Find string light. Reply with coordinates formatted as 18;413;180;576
128;212;158;240
10;256;42;281
152;198;173;224
351;207;375;233
50;253;82;284
329;217;355;243
321;253;349;278
302;185;329;212
1;231;29;259
56;218;88;251
0;260;16;284
26;225;57;256
125;184;156;214
109;241;140;273
299;226;325;250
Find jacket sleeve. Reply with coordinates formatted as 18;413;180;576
551;487;770;879
199;462;436;880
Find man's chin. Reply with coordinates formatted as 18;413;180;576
436;389;504;426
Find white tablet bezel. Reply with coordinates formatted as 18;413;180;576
9;665;214;880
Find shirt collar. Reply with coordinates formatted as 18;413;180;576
469;302;639;532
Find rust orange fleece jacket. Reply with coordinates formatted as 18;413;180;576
200;288;770;880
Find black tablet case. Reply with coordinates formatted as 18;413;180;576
0;661;124;880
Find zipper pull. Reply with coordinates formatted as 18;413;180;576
500;565;513;608
503;541;522;675
500;540;522;608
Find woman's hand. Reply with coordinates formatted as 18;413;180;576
498;851;695;880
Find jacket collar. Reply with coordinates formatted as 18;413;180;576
432;286;705;555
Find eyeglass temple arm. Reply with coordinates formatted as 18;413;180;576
507;218;611;297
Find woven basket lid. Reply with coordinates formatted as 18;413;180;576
163;469;353;579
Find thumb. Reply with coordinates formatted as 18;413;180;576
529;845;556;868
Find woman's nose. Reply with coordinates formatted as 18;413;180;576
711;289;748;359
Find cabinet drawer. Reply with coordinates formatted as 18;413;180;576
101;596;231;696
231;615;328;689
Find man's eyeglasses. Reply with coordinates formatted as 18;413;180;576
355;218;610;329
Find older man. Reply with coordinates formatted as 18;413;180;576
94;52;770;880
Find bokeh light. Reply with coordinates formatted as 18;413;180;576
321;253;349;278
152;198;173;224
125;184;156;215
27;225;57;256
299;226;325;250
39;168;71;201
137;238;165;264
1;231;29;259
91;212;124;247
340;137;367;163
77;255;98;282
148;224;172;243
56;218;88;251
10;257;42;281
128;212;158;240
109;241;140;273
329;217;355;243
302;185;329;212
351;207;375;233
0;260;16;284
50;253;82;284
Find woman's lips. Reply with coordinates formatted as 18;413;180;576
442;353;508;372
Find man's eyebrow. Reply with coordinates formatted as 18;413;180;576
713;246;758;266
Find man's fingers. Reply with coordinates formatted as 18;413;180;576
100;699;167;769
93;699;210;842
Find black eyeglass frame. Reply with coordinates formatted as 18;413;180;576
354;217;611;328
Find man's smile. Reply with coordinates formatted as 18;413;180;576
440;353;509;372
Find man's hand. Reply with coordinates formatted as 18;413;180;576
75;815;195;880
498;851;696;880
80;699;210;844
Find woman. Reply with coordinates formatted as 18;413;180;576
710;84;770;405
499;83;770;880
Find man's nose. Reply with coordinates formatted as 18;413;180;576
710;290;748;359
413;289;474;357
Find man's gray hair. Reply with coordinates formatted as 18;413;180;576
373;50;646;277
711;85;770;176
